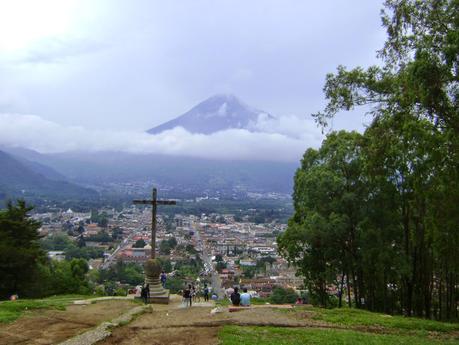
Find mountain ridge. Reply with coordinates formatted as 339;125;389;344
0;150;98;202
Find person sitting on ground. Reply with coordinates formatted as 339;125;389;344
230;287;241;306
240;288;251;306
295;297;303;305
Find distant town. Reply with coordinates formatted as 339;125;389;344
35;204;303;298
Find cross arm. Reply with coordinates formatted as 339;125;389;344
133;200;153;205
157;200;177;205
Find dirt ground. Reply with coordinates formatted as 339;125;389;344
100;297;318;345
0;300;137;345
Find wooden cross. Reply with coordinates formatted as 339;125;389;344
133;187;176;259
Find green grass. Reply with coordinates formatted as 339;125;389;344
218;326;459;345
301;307;459;333
0;294;88;323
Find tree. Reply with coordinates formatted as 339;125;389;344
77;235;86;248
133;239;146;248
216;261;227;273
40;233;74;250
281;0;459;320
0;201;45;298
185;244;197;254
242;266;256;279
76;224;85;235
270;287;298;304
167;237;178;249
157;257;173;273
159;240;171;255
279;131;369;307
112;227;123;240
70;258;89;281
98;261;144;286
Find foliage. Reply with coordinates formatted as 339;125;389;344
24;259;92;298
269;287;298;304
185;244;197;254
90;210;108;228
279;0;459;320
174;256;204;278
157;257;173;273
115;287;127;296
111;227;123;240
216;261;227;273
256;256;276;271
40;233;104;260
86;231;112;243
242;266;256;279
40;233;73;251
165;276;186;293
0;201;46;299
98;260;144;286
159;237;178;255
65;246;104;260
133;239;146;248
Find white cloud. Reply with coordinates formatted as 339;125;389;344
0;113;323;162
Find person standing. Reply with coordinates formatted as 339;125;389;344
183;284;192;307
141;284;149;304
145;284;150;303
192;284;197;302
160;271;167;288
203;284;209;302
240;288;251;306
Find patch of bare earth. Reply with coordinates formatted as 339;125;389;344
99;302;322;345
0;300;136;345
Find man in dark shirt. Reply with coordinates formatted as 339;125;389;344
230;287;241;306
183;284;192;307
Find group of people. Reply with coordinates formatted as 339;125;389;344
181;282;215;307
182;283;209;306
230;287;251;307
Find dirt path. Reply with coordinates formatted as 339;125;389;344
0;300;137;345
99;297;321;345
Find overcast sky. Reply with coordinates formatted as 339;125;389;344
0;0;386;160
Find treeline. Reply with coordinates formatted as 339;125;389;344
279;0;458;321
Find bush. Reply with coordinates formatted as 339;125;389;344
270;287;298;304
115;287;127;296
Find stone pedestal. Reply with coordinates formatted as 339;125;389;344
139;258;170;304
144;274;170;304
